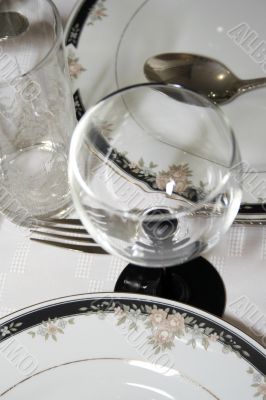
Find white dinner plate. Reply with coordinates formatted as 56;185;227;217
0;293;265;398
65;0;266;217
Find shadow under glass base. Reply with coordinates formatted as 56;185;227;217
114;257;226;317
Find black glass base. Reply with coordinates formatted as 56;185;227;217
114;257;226;317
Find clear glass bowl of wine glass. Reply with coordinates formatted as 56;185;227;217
69;83;242;315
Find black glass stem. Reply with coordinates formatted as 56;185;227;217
115;208;226;317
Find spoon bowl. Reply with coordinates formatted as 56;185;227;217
144;53;266;104
0;12;29;41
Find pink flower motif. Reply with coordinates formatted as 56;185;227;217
46;323;59;335
93;8;107;18
88;2;108;25
257;383;266;395
167;313;185;333
114;306;125;317
152;322;175;346
209;332;219;342
175;179;190;193
68;57;86;79
155;164;192;193
155;173;172;191
149;309;168;326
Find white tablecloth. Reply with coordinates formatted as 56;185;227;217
0;0;265;349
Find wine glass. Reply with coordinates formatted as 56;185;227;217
69;83;242;316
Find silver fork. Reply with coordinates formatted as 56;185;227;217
30;214;266;255
31;218;108;255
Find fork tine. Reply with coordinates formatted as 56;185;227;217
41;218;83;226
37;217;106;229
32;225;89;235
31;238;109;254
40;208;106;225
31;230;96;243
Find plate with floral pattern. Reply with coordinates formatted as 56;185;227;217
65;0;266;219
0;293;265;398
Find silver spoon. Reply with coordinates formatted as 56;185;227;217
0;11;29;41
144;53;266;105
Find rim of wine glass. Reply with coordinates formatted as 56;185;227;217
0;0;63;82
69;83;241;222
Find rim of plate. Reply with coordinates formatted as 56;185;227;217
0;291;265;356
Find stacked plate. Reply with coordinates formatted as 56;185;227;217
65;0;266;220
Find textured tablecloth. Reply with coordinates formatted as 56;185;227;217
0;0;265;349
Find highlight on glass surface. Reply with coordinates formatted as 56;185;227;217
69;83;242;268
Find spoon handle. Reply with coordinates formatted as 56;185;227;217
240;77;266;94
